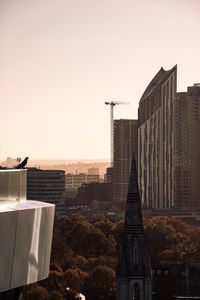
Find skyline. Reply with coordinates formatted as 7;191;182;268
1;0;200;160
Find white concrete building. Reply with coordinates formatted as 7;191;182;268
0;169;55;296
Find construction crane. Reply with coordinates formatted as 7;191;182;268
105;101;129;167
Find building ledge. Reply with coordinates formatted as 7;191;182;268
0;200;55;292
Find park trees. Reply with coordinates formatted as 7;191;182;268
27;214;200;299
84;265;116;300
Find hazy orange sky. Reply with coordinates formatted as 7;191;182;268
1;0;200;160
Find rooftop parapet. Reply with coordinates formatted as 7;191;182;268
0;169;26;202
0;169;55;293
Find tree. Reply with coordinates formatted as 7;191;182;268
65;215;91;255
64;267;87;293
96;256;117;272
172;232;196;261
50;262;63;272
84;265;116;300
94;219;114;237
51;219;73;265
112;220;123;244
144;217;200;262
49;290;65;300
41;270;65;294
81;227;114;257
71;255;87;270
26;284;48;300
189;227;200;261
165;217;190;234
144;217;177;263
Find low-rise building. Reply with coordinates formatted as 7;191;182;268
65;173;100;190
27;168;65;216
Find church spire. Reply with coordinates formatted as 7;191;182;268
123;154;144;235
116;154;152;300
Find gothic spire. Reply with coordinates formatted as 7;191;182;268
116;154;152;300
123;154;144;235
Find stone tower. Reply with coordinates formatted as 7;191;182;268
116;156;152;300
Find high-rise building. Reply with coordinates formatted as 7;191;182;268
174;84;200;210
27;168;65;215
113;119;138;209
138;65;177;209
104;167;114;183
116;157;152;300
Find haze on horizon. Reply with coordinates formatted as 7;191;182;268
1;0;200;161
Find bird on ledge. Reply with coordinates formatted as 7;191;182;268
15;157;29;169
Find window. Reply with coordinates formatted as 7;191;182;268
157;270;161;275
133;283;140;300
164;270;169;276
134;247;138;264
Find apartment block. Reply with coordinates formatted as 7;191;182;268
138;65;177;209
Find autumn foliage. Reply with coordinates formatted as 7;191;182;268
27;214;200;299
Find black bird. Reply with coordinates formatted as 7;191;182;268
15;157;29;169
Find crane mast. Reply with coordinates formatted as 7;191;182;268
104;101;129;167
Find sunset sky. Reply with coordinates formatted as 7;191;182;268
0;0;200;161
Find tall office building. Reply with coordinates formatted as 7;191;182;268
27;168;65;215
138;65;177;209
174;84;200;210
113;119;138;209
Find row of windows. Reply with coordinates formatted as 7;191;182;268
152;269;186;276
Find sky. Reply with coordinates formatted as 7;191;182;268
0;0;200;161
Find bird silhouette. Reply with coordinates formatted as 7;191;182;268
15;157;29;169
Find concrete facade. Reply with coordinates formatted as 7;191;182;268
138;66;177;209
0;169;55;293
174;84;200;209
